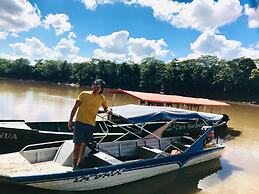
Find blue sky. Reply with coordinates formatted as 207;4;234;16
0;0;258;63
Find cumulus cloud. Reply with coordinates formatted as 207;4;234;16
68;55;90;63
0;0;41;33
43;14;72;35
170;0;242;31
92;49;127;61
87;31;129;54
81;0;97;10
0;53;19;61
10;33;19;38
244;4;259;28
9;37;57;59
0;31;8;40
81;0;115;10
54;37;79;57
86;30;169;62
87;31;129;61
8;33;89;63
188;30;259;60
68;32;76;39
127;38;169;61
82;0;242;31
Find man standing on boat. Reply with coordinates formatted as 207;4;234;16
68;79;112;170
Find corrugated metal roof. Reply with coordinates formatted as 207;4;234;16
106;89;230;106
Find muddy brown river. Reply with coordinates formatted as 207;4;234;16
1;79;259;194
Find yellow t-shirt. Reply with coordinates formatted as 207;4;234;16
76;91;108;126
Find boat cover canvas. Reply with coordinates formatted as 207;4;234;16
111;104;224;123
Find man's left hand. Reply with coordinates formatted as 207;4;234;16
106;107;113;115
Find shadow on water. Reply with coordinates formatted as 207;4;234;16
217;158;243;180
216;127;242;142
0;159;222;194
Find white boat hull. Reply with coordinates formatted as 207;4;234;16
29;163;180;191
27;149;223;191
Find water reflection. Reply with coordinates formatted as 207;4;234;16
0;159;222;194
0;79;79;121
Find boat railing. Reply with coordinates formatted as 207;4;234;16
201;119;209;126
96;117;110;143
112;131;131;142
97;113;129;144
97;113;182;153
97;114;143;140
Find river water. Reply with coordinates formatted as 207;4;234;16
0;79;259;194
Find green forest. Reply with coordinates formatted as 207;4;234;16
0;56;259;103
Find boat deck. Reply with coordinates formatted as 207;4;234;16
0;153;72;177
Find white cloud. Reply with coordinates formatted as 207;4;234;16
43;14;72;35
0;0;41;33
188;30;259;60
10;33;19;38
81;0;97;10
241;47;259;60
55;32;89;62
0;31;8;40
86;30;169;62
0;53;22;61
9;37;57;59
87;30;129;61
68;55;90;63
92;49;126;61
54;37;80;57
82;0;242;31
81;0;114;10
127;38;169;62
87;30;129;54
244;4;259;28
170;0;242;31
7;34;89;63
68;32;76;39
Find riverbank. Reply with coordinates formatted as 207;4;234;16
1;77;259;105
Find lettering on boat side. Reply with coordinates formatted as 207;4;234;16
0;133;17;140
73;168;125;182
170;122;204;131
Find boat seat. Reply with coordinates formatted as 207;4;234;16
54;140;74;166
138;146;169;159
91;151;123;166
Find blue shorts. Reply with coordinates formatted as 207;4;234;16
73;121;96;144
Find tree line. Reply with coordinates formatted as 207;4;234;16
0;56;259;102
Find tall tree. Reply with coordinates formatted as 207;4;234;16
249;68;259;94
140;57;166;92
10;58;31;79
70;61;96;85
0;58;12;77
